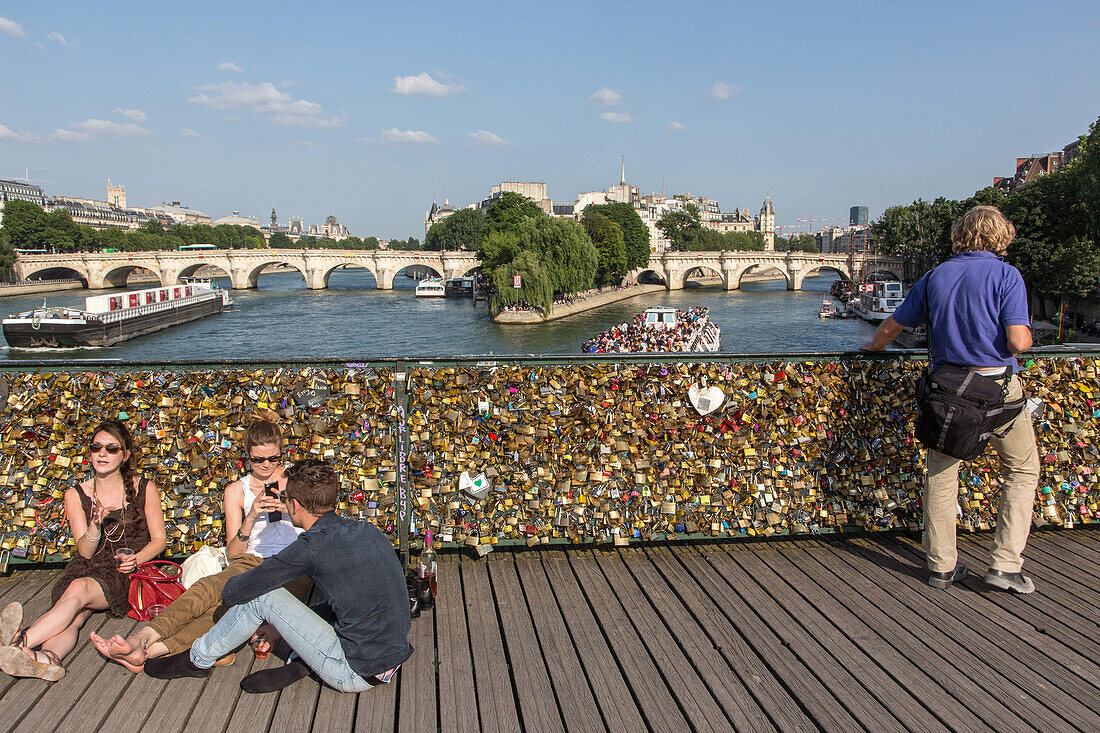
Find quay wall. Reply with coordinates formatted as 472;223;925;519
0;280;84;298
0;353;1096;562
494;285;666;323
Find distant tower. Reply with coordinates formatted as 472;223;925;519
759;194;776;250
107;179;126;209
620;156;625;186
849;205;869;226
271;207;278;228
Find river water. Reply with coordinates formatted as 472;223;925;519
0;271;880;361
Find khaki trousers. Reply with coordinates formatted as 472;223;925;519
147;553;311;654
923;375;1040;574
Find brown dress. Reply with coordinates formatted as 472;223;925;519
51;480;152;617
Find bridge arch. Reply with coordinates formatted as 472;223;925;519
242;260;308;289
729;263;792;290
101;265;161;289
867;268;902;281
319;261;379;289
176;262;232;285
792;263;852;291
20;265;89;286
680;265;725;290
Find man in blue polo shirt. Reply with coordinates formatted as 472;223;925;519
861;206;1039;593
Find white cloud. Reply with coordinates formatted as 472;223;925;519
391;72;465;98
468;130;514;147
53;119;152;143
47;32;75;47
0;124;48;144
217;61;244;74
600;112;633;123
379;128;438;144
188;81;345;128
180;128;199;139
114;108;147;122
0;16;25;38
667;121;685;131
709;82;742;100
589;87;622;107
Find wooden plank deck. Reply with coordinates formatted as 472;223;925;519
1;527;1099;732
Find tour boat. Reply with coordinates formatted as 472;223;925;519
414;279;446;298
853;280;903;323
444;277;475;299
2;278;231;348
582;307;721;353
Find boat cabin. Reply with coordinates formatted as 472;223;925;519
643;307;678;330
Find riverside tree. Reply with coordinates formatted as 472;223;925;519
581;210;627;286
425;207;485;251
582;201;650;269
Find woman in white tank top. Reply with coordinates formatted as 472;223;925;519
92;414;307;672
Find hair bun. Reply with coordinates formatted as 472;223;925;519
245;409;280;426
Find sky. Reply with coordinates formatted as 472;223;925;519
1;1;1098;239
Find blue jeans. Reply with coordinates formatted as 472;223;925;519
189;588;374;693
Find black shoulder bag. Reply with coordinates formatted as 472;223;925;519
912;268;1025;461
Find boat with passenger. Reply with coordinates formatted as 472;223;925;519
414;279;446;298
582;306;721;353
2;278;231;348
853;280;904;323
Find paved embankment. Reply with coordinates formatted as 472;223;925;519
493;284;667;323
0;279;84;297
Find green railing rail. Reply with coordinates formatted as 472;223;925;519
0;347;1097;569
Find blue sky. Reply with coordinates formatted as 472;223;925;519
1;1;1098;238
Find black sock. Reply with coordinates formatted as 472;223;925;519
240;660;310;693
144;650;211;680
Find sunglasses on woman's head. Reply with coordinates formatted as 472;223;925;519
249;454;281;465
89;442;123;454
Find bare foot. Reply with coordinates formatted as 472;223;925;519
250;624;281;656
90;632;145;673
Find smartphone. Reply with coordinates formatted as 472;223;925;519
264;481;282;522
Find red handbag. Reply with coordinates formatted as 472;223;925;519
127;561;186;621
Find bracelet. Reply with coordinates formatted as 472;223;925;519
84;528;102;542
235;529;248;543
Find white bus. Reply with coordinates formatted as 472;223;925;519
179;243;217;251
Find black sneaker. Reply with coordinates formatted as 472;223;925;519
144;650;212;680
928;562;968;589
983;569;1035;594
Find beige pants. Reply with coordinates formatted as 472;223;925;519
923;375;1040;573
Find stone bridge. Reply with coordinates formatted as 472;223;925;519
14;250;483;290
630;251;907;290
14;249;907;292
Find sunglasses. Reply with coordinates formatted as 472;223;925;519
249;454;281;465
89;442;123;455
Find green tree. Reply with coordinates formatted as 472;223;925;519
583;202;650;268
0;199;47;249
269;232;294;248
656;203;702;250
362;236;380;250
0;230;13;275
485;192;545;232
425;207;486;251
1075;115;1100;243
492;249;553;313
582;210;627;286
778;233;818;252
516;216;597;296
142;219;164;235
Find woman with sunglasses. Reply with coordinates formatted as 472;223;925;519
91;411;307;672
0;420;166;681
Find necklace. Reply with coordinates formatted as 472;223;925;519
92;478;127;544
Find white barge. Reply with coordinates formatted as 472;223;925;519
2;279;231;348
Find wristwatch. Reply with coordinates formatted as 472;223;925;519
236;529;248;542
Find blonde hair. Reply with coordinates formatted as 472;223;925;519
951;206;1015;256
242;409;283;451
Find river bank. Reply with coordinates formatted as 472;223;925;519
492;269;805;324
493;284;667;323
0;279;84;298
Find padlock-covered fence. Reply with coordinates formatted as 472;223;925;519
0;351;1097;565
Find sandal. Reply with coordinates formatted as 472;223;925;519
0;603;21;647
0;645;65;681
